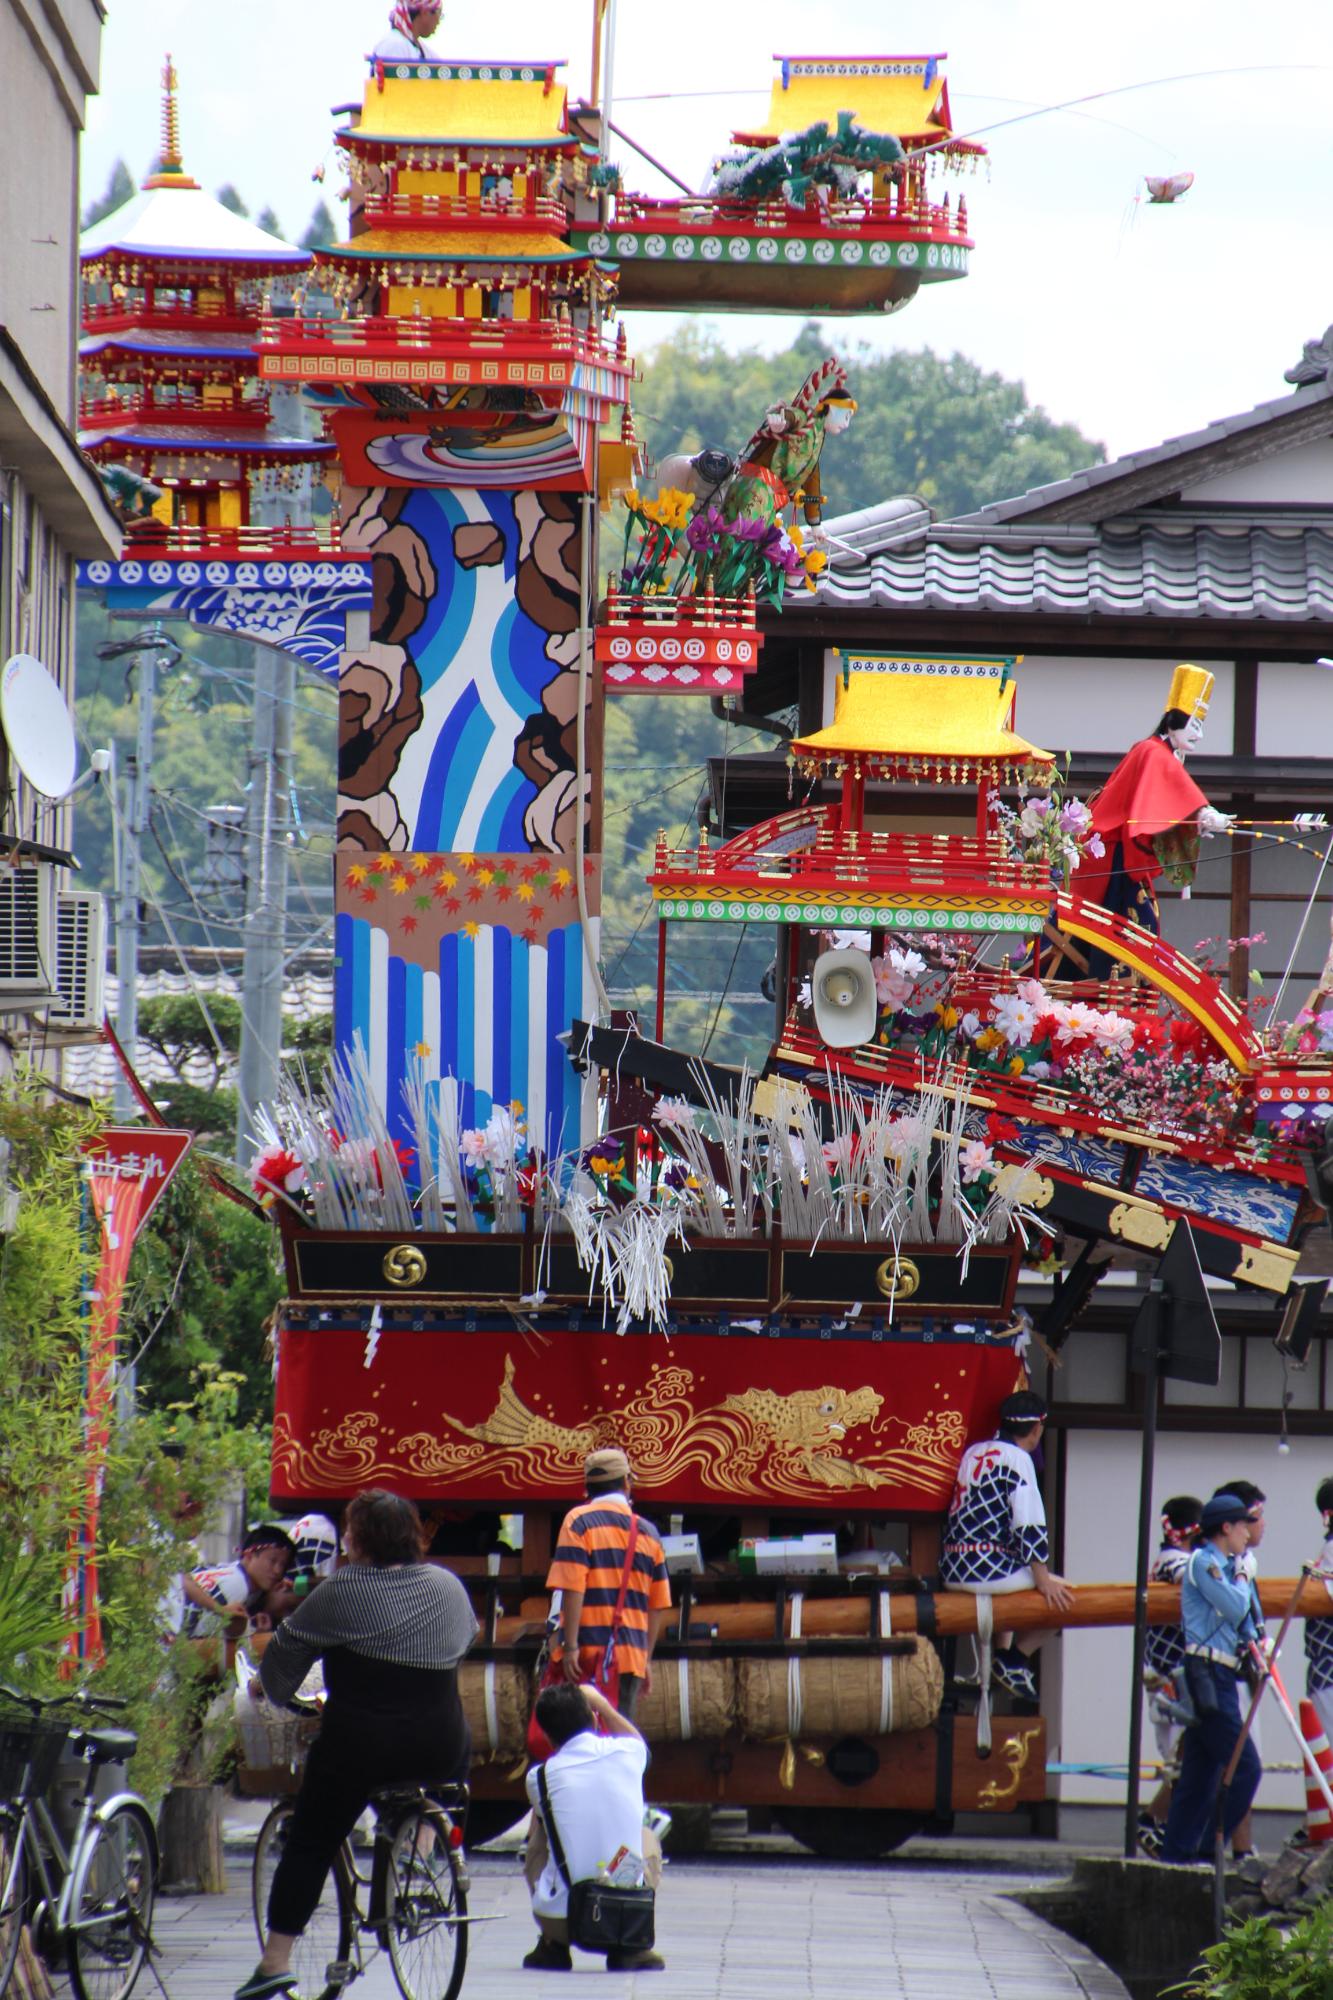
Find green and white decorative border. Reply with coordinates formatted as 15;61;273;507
578;230;968;275
654;898;1039;931
371;62;558;82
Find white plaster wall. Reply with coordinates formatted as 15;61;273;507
1014;657;1236;757
1180;438;1333;505
0;3;97;421
1055;1429;1333;1811
1256;661;1333;758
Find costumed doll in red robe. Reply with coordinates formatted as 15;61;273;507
1079;664;1232;976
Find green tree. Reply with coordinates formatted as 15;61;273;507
255;205;284;239
116;1147;284;1423
216;184;249;217
81;159;134;230
133;994;333;1147
0;1075;271;1796
300;199;337;250
633;320;1105;522
138;992;241;1143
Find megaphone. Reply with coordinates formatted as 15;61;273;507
811;948;877;1049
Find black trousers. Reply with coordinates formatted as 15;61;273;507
1160;1660;1262;1864
267;1700;470;1937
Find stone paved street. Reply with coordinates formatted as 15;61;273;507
147;1850;1128;2000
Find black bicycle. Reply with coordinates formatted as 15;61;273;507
0;1685;157;2000
252;1781;470;2000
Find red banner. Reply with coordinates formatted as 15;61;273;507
64;1129;190;1668
272;1321;1024;1515
64;1170;150;1668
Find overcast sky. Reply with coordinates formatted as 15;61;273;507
82;1;1333;462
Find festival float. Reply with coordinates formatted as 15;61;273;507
94;33;1333;1854
78;58;334;545
573;53;980;315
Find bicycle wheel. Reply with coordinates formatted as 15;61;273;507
66;1800;155;2000
252;1802;354;2000
0;1811;29;1999
384;1806;467;2000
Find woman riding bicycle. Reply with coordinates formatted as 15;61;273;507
238;1487;478;2000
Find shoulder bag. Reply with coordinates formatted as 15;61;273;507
535;1760;655;1954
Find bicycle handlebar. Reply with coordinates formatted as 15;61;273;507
0;1682;129;1715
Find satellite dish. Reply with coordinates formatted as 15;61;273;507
1;655;78;799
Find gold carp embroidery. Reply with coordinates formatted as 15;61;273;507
719;1385;886;1489
274;1354;967;1501
459;1354;600;1455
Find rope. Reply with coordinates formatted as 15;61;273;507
483;1660;499;1756
787;1593;804;1738
677;1657;693;1742
878;1590;894;1735
975;1594;994;1758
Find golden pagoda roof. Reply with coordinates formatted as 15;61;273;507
793;653;1052;767
323;229;584;262
350;69;569;145
738;53;981;153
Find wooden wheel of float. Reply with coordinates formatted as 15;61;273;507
774;1807;926;1859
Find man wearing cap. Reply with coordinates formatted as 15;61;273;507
1160;1493;1265;1865
546;1450;672;1722
940;1391;1074;1700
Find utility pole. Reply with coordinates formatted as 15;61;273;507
111;628;161;1116
234;645;293;1163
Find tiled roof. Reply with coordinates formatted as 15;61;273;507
64;966;332;1099
950;380;1333;526
806;514;1333;622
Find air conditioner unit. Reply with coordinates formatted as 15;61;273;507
45;891;107;1032
0;863;56;1007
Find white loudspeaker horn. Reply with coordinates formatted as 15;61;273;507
811;947;877;1049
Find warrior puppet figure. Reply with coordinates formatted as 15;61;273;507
1078;664;1233;974
373;0;443;61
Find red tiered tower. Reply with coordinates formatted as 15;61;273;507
78;56;335;550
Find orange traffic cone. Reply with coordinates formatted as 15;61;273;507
1300;1700;1333;1844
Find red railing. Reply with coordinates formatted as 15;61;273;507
774;1023;1307;1177
120;520;350;559
79;395;273;430
610;186;970;243
361;190;568;230
599;587;757;628
650;828;1049;900
256;311;632;372
81;301;264;335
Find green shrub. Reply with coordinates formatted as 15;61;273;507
1180;1902;1333;1999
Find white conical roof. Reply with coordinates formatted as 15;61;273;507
81;183;308;267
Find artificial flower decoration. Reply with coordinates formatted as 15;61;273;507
252;1145;306;1204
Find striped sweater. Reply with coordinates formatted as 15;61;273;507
547;1495;671;1678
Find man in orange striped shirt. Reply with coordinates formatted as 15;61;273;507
547;1448;673;1722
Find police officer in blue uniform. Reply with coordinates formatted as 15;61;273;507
1160;1492;1265;1864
